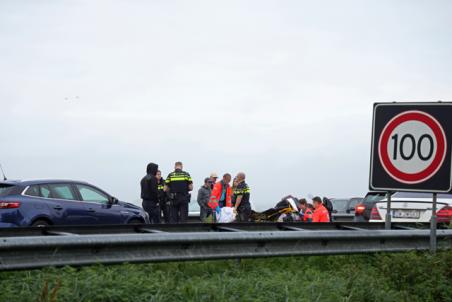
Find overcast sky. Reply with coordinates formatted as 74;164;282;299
1;1;451;210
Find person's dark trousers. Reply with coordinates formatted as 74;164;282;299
200;206;206;221
142;200;161;224
237;206;251;222
161;199;171;223
200;206;212;221
170;202;188;223
170;194;189;223
178;201;189;223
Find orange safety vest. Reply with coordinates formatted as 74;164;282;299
303;208;313;222
312;204;330;223
208;181;232;209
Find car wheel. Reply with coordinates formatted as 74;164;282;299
31;219;50;227
128;218;143;224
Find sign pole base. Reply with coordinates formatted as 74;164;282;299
430;193;437;253
385;191;391;230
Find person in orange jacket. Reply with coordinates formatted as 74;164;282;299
208;173;232;211
298;198;313;222
312;196;330;223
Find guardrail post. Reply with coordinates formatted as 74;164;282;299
430;193;437;253
385;191;392;230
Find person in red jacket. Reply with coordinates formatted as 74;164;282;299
208;173;232;210
312;196;330;223
298;198;313;222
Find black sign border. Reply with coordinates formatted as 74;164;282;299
369;102;452;193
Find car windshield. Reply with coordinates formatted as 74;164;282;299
363;192;387;204
0;184;15;197
331;199;349;211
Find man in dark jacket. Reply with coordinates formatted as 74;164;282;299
140;162;160;223
197;177;212;221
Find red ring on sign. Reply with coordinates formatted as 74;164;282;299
378;110;447;184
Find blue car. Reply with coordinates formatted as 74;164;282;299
0;179;149;227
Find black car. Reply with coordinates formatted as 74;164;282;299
330;197;363;222
353;192;389;222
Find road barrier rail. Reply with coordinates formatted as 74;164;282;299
0;222;451;270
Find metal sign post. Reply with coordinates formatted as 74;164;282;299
430;193;437;253
385;191;391;230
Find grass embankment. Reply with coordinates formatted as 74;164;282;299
0;252;451;302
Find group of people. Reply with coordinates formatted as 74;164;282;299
294;196;331;223
140;161;252;223
140;161;193;224
196;172;252;222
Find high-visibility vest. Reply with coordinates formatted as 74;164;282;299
209;181;232;209
313;205;330;223
303;208;313;222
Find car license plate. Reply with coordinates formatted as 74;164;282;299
392;210;420;219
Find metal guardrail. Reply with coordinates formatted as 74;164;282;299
0;223;451;270
0;222;435;237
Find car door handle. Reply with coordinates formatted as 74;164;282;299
53;205;63;210
87;208;96;212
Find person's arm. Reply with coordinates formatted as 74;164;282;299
197;188;203;206
226;186;232;207
186;173;193;192
234;195;243;210
150;177;159;200
164;174;171;192
208;183;220;209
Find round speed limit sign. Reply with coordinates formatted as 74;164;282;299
378;110;447;184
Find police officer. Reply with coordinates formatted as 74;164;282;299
140;163;160;223
233;172;251;222
164;161;193;223
156;170;169;223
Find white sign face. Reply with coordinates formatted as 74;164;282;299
378;110;447;184
387;120;436;174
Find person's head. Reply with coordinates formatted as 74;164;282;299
312;196;322;209
175;161;183;170
204;177;211;187
210;172;218;183
146;162;158;176
236;172;246;183
156;170;162;180
222;173;232;185
232;177;238;188
299;198;308;210
307;203;314;210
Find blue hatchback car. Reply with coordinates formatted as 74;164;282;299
0;179;149;227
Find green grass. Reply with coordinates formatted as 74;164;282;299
1;252;452;302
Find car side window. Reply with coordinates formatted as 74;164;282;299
24;185;40;197
76;184;109;204
40;185;51;198
349;199;359;209
48;184;76;200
